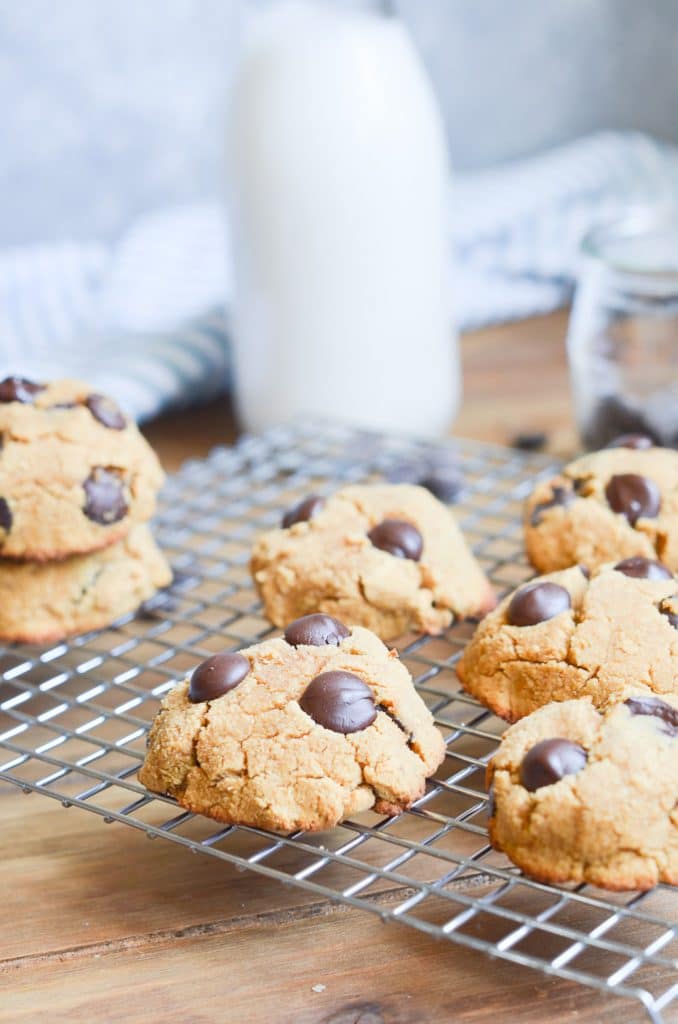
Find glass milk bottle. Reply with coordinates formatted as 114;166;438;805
226;0;458;436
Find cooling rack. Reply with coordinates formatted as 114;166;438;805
0;421;676;1022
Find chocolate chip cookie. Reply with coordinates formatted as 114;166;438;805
457;559;678;721
487;695;678;890
0;377;164;559
139;615;446;832
524;441;678;574
0;524;172;643
251;484;495;641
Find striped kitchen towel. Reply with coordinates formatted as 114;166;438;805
2;131;677;421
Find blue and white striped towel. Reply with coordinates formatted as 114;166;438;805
2;131;678;421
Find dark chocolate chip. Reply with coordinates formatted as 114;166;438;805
659;597;678;629
0;498;11;534
614;556;672;580
530;485;574;526
83;468;128;524
368;519;423;560
605;474;661;525
299;670;376;734
284;613;350;647
0;376;44;404
511;431;547;452
624;696;678;737
606;433;655;450
520;738;587;791
189;652;250;703
86;393;127;430
507;582;571;627
282;494;325;528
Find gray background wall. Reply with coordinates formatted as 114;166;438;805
1;0;677;245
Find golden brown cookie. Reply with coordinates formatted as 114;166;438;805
139;615;446;832
250;484;495;641
457;559;678;721
524;442;678;574
0;376;164;559
0;523;172;643
487;694;678;890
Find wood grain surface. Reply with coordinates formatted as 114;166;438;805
2;313;668;1024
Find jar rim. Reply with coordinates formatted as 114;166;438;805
581;204;678;283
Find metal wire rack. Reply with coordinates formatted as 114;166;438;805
1;421;676;1021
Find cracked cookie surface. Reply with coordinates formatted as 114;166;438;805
251;484;495;641
487;695;678;890
0;377;164;559
0;523;172;643
457;562;678;721
139;620;446;832
524;445;678;574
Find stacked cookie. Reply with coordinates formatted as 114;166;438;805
0;376;171;643
460;433;678;889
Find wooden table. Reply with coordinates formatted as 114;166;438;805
2;313;669;1023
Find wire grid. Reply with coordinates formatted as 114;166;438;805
0;420;676;1022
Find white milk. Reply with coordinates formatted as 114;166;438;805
226;0;458;435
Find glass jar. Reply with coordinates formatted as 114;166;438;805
567;207;678;450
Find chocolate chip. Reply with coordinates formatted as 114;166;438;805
86;393;127;430
520;738;587;791
282;494;325;528
614;556;672;580
189;652;250;703
624;696;678;737
0;498;11;534
284;613;350;647
299;671;377;733
507;582;571;626
605;474;661;525
530;485;574;526
511;431;547;452
607;433;655;450
368;519;423;560
659;597;678;629
0;376;44;404
83;468;128;524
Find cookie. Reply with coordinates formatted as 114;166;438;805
457;560;678;721
251;484;495;641
0;523;172;643
139;615;446;832
0;376;164;559
487;695;678;890
524;441;678;574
